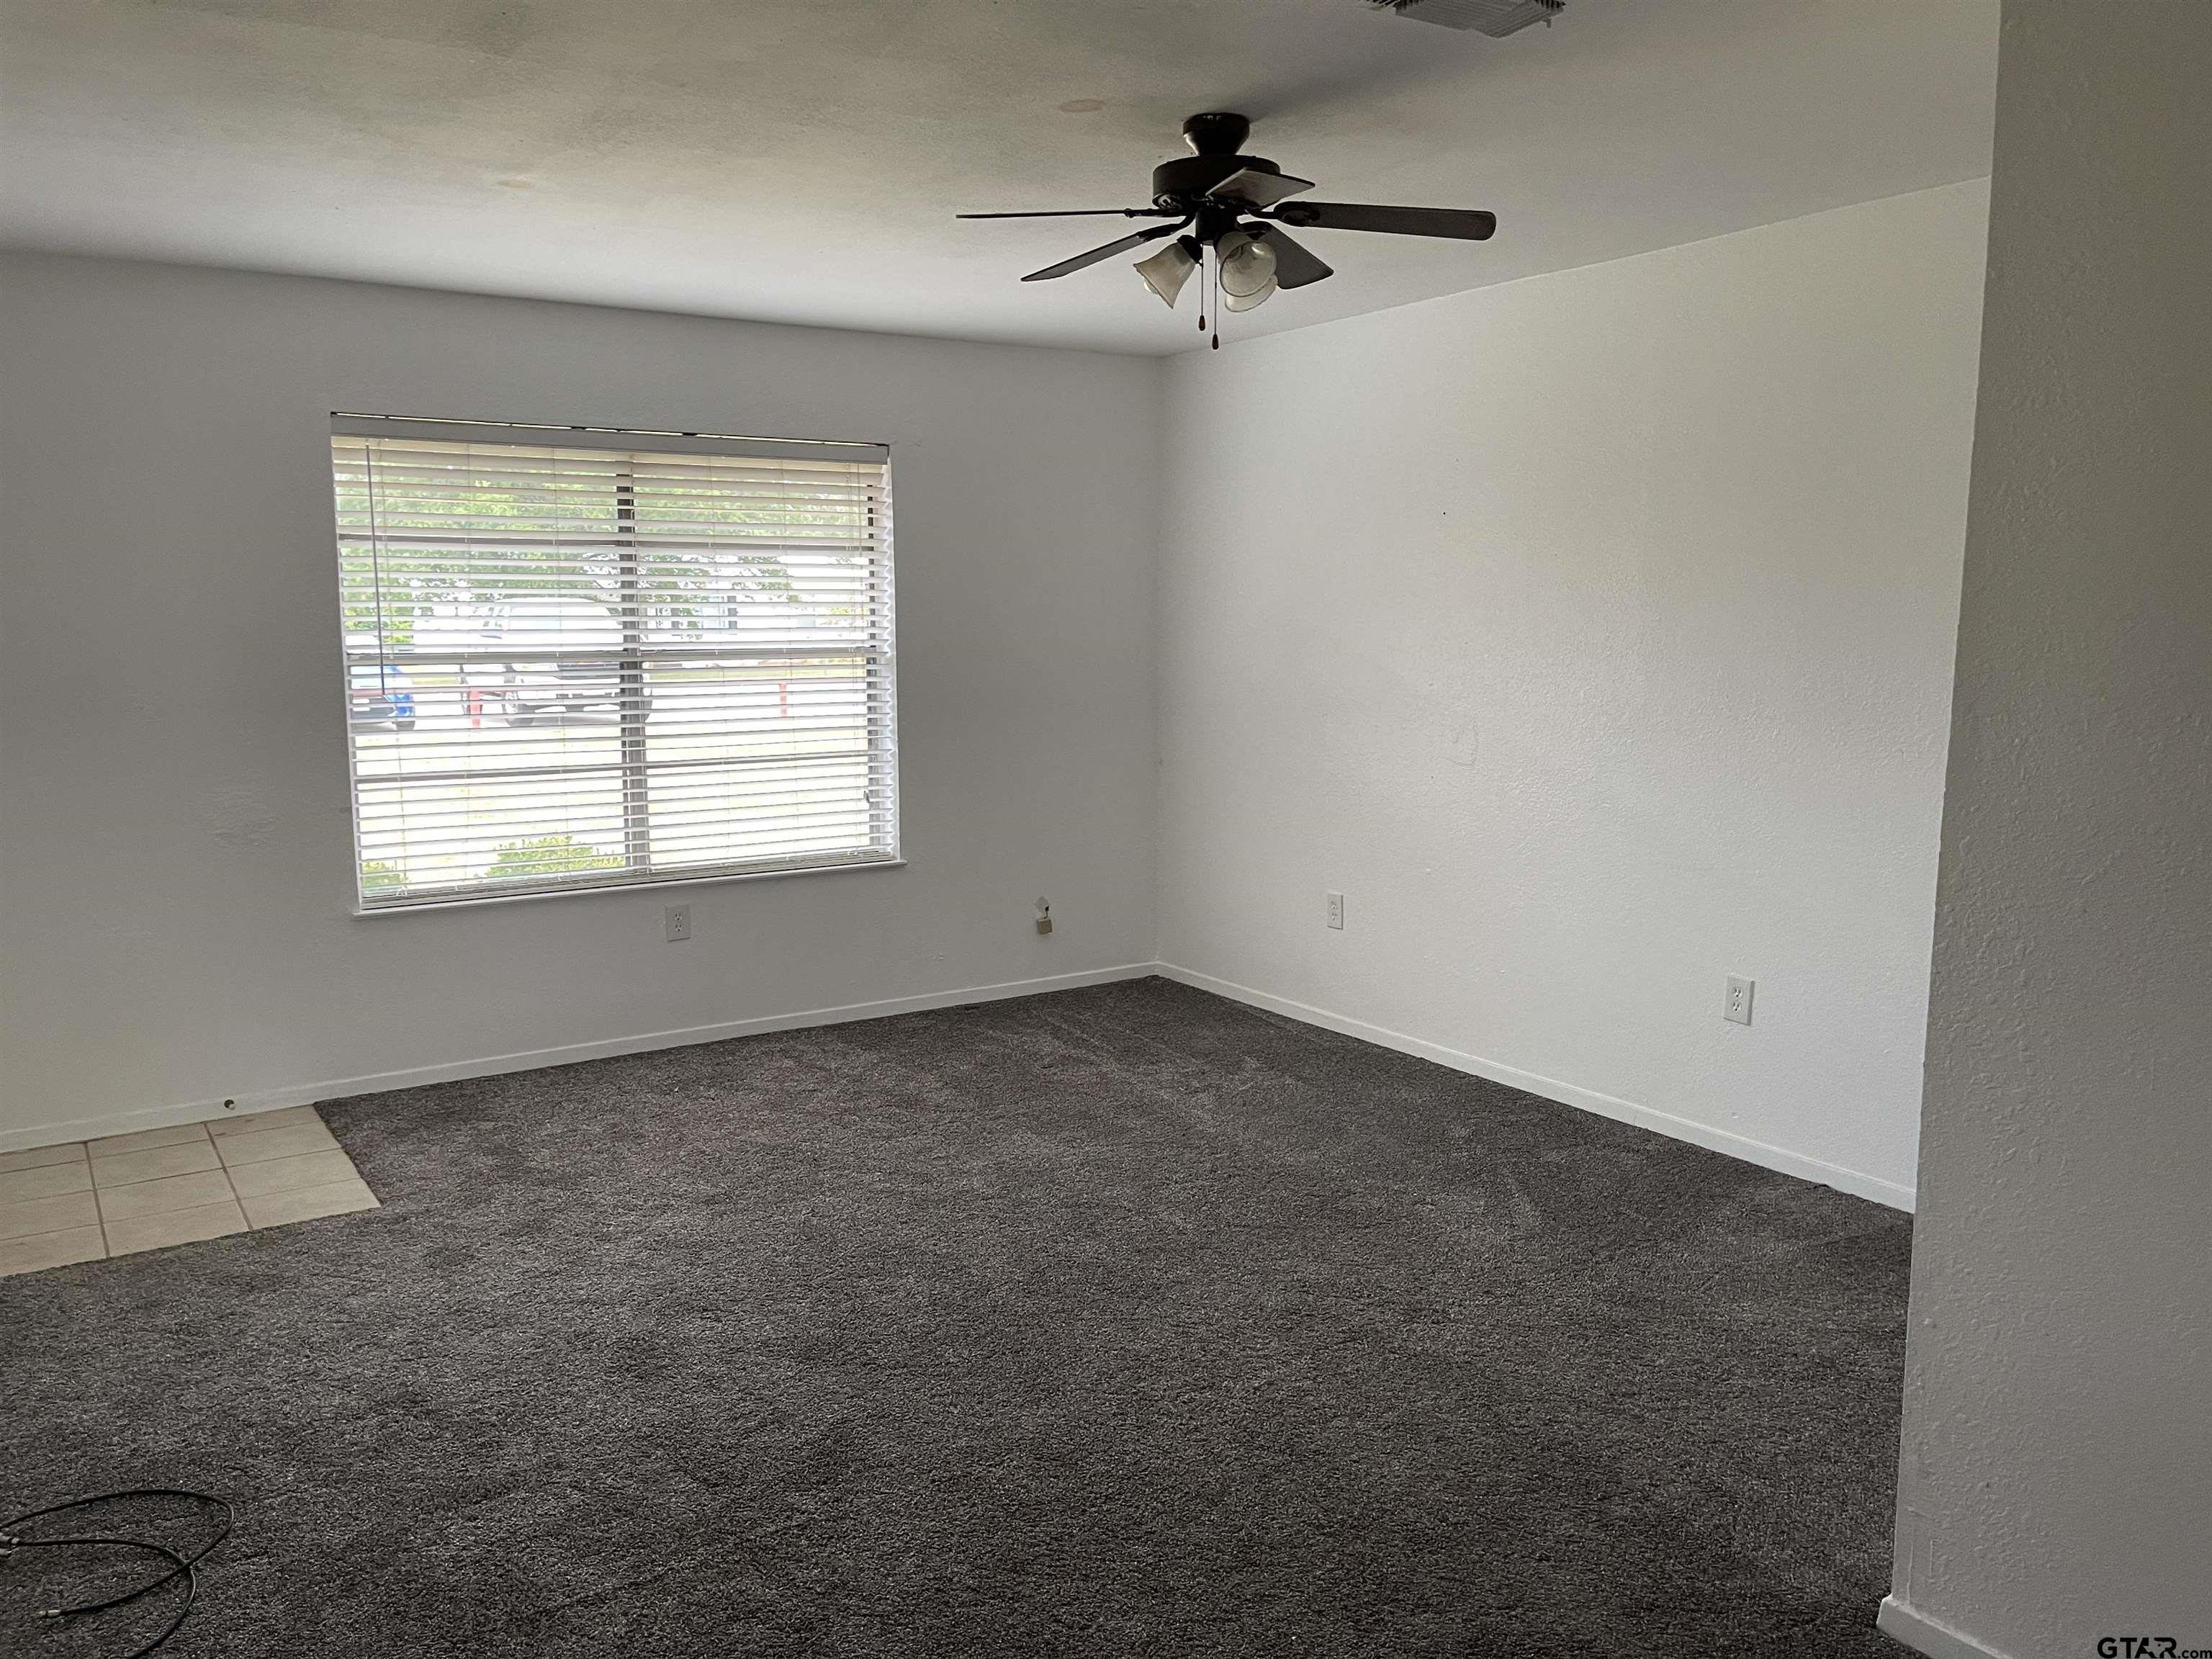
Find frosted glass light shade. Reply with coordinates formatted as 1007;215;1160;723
1216;230;1277;298
1135;242;1198;307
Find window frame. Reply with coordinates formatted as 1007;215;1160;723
331;413;901;913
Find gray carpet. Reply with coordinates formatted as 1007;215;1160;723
2;976;1912;1658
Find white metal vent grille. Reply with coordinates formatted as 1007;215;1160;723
1374;0;1564;38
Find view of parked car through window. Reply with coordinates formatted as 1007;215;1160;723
346;639;415;731
462;598;632;726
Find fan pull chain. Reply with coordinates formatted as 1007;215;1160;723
1211;251;1221;350
1197;243;1207;334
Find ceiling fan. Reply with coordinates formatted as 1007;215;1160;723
958;112;1498;346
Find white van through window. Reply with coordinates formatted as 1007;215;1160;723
331;415;898;908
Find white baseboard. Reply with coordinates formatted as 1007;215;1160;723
0;963;1158;1154
1154;962;1916;1212
1877;1596;2013;1659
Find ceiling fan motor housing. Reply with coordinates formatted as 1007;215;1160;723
1152;153;1282;217
1154;115;1287;231
1180;112;1250;156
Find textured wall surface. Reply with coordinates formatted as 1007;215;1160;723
1157;183;1991;1207
1886;4;2212;1655
0;254;1161;1143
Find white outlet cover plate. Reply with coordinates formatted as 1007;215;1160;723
1725;974;1755;1025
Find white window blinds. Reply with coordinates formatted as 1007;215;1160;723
331;416;897;908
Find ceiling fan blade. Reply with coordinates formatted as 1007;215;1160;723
1251;225;1334;289
1270;202;1498;240
958;208;1161;220
1021;221;1187;282
1205;168;1316;208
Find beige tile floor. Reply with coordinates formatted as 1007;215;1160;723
0;1105;379;1278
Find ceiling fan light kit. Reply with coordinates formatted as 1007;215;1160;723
958;112;1498;349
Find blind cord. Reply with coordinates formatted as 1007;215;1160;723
1;1488;231;1659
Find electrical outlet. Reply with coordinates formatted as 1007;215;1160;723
1326;891;1345;930
1035;896;1053;935
1724;974;1754;1025
664;903;691;943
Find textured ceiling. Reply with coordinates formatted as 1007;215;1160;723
0;0;1998;354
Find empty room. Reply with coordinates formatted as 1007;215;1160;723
1;3;2204;1656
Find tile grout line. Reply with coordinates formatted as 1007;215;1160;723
228;1169;249;1226
222;1137;253;1229
89;1123;235;1191
78;1135;114;1259
93;1143;112;1258
24;1108;308;1164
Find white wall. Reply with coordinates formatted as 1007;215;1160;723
1884;4;2212;1655
0;185;1997;1198
1156;181;1992;1207
0;255;1161;1146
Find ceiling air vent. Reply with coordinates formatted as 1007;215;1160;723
1372;0;1565;37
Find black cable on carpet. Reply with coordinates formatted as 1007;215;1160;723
1;1489;230;1658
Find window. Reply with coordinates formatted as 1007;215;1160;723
331;415;897;908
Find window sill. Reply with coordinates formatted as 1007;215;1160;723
349;856;906;917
